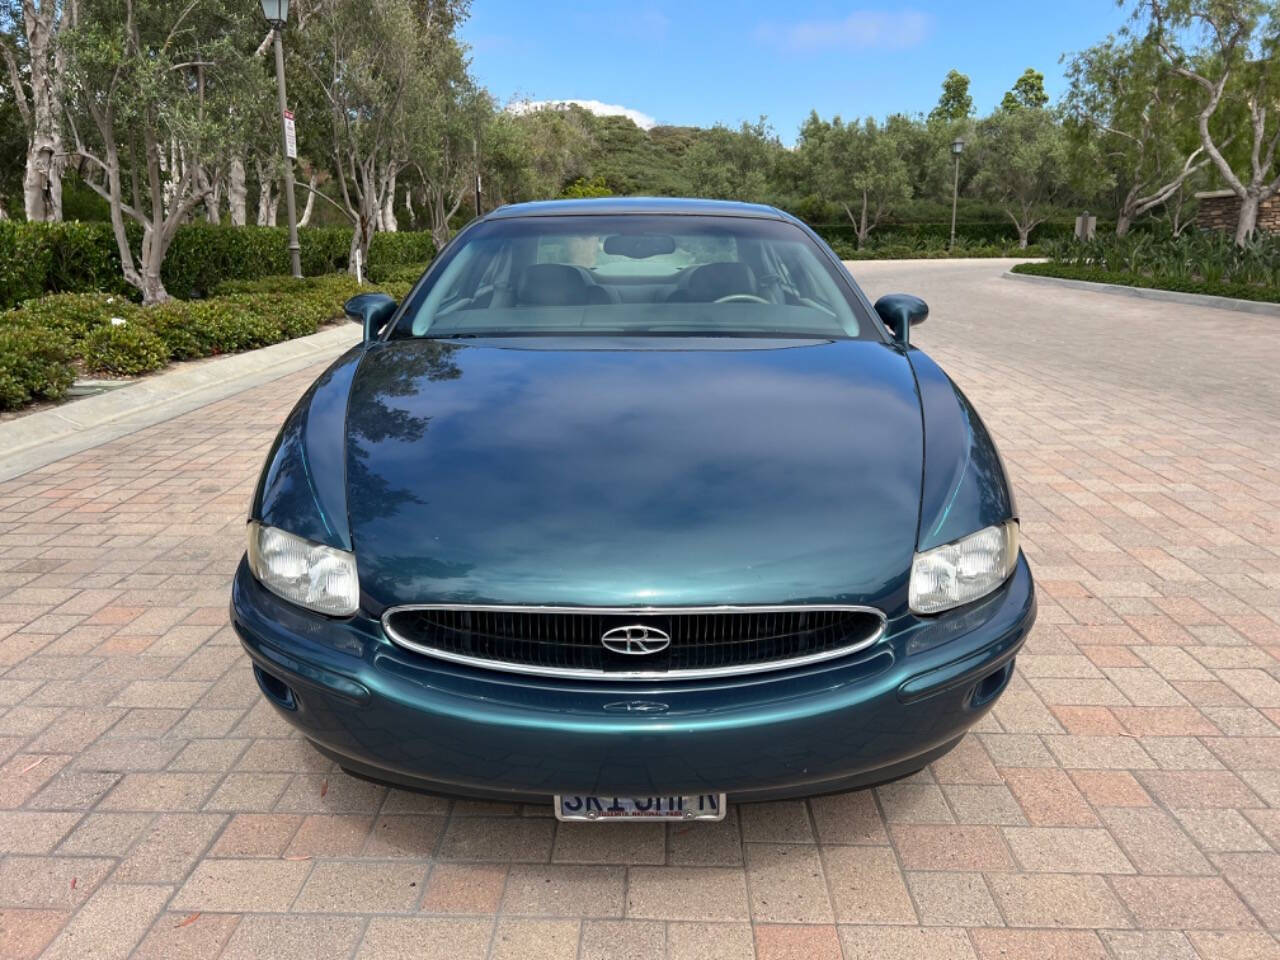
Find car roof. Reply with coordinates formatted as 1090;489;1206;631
483;196;791;222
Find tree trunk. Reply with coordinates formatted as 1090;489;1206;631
857;190;870;250
255;159;274;226
298;174;318;227
1235;194;1260;246
267;189;279;227
348;208;375;279
18;1;68;223
23;136;63;222
203;170;221;224
381;169;398;232
228;158;247;226
1017;226;1031;249
1115;212;1132;238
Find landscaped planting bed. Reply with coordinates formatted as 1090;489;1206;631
1011;232;1280;304
0;266;425;411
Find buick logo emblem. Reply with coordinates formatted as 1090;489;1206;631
600;624;671;656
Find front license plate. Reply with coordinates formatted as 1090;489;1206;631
555;793;727;822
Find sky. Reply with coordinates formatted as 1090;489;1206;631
460;1;1133;142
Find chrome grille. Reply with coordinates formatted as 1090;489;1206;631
380;604;886;680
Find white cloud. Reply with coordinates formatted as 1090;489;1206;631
757;10;933;53
506;98;658;131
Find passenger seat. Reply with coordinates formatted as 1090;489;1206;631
515;263;618;307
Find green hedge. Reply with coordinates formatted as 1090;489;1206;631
0;265;429;411
812;220;1102;250
0;220;434;308
1009;261;1280;304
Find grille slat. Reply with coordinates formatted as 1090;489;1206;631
382;606;885;680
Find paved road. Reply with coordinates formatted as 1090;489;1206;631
0;259;1277;959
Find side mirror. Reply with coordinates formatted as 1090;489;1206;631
874;293;929;347
344;293;398;343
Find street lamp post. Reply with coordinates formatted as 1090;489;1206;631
260;0;302;279
949;137;965;250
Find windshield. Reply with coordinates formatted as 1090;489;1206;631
392;214;872;340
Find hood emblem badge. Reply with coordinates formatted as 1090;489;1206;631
603;700;669;714
600;624;671;656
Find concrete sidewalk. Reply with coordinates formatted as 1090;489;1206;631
0;323;359;482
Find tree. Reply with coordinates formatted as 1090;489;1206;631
1;0;75;221
1001;68;1050;110
1064;35;1211;235
798;112;911;248
62;0;260;302
973;107;1069;247
1138;0;1280;244
929;70;974;123
682;119;781;204
298;0;472;271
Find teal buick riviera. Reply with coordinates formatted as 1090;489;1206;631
232;198;1035;821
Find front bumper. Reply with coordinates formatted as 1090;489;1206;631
231;555;1036;802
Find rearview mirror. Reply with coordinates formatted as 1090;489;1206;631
874;294;929;347
344;293;398;343
603;234;677;259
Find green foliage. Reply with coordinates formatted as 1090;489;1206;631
0;324;76;410
798;113;913;246
367;233;435;280
0;266;389;409
80;322;170;376
0;222;433;307
1001;68;1050;111
13;292;140;342
972;108;1070;244
1035;229;1280;292
930;70;975;124
560;176;613;198
1012;259;1280;303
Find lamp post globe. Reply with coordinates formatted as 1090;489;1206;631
951;137;965;157
260;0;289;29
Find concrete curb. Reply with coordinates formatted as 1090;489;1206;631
0;323;359;482
1003;269;1280;317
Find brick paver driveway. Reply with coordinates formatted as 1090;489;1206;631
1;258;1278;959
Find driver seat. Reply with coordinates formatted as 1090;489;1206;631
667;262;758;303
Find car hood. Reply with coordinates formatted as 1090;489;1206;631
345;337;923;612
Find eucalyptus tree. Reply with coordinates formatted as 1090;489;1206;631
797;112;911;248
61;0;261;302
1064;35;1210;235
1;0;76;221
929;70;974;124
1000;68;1050;111
1138;0;1280;243
972;106;1069;247
296;0;470;271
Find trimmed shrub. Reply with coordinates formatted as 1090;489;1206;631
81;322;170;375
0;221;435;307
0;324;76;410
14;292;141;343
367;234;434;280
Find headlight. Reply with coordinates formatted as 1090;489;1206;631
247;521;359;616
909;521;1019;615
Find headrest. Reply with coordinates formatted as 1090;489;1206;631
517;263;592;307
685;261;757;301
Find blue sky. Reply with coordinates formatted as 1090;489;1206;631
461;1;1132;141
